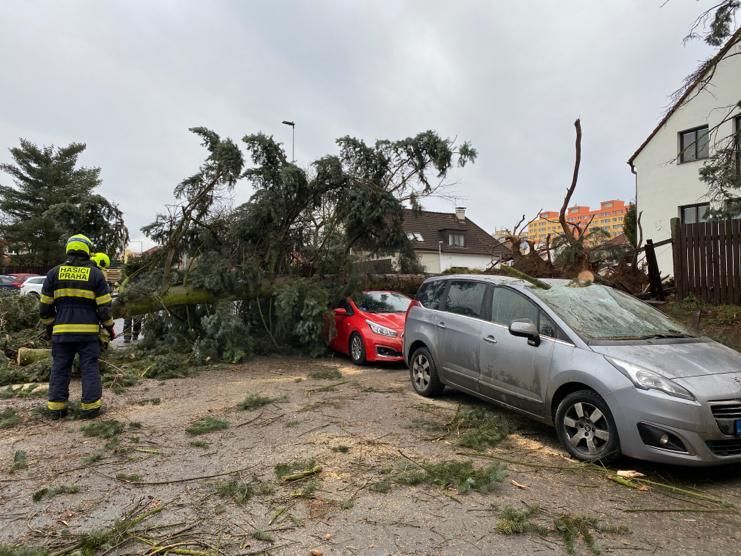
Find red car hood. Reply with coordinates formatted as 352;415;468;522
362;312;406;331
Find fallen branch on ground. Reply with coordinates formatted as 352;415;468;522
105;464;257;486
281;465;322;482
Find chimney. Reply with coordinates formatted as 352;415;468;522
455;206;466;222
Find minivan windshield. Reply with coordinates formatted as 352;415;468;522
530;284;692;342
355;291;411;313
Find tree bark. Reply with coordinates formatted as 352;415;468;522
111;274;428;319
112;286;219;318
559;119;582;246
17;347;52;366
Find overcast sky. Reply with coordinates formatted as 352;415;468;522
0;0;717;250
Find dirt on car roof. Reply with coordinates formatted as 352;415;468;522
1;356;740;555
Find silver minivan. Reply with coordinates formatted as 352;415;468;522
403;274;741;466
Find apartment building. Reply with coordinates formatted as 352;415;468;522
526;200;629;245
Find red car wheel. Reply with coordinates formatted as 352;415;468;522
349;333;366;365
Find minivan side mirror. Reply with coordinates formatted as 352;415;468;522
509;319;541;347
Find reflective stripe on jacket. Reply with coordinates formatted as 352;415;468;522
39;255;114;343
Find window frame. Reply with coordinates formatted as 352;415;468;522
334;298;354;316
488;286;570;342
678;202;710;225
448;232;465;247
441;279;488;319
678;125;710;163
415;279;448;311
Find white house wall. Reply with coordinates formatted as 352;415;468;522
417;251;494;273
633;43;741;276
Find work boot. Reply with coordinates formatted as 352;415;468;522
80;408;101;420
47;408;68;420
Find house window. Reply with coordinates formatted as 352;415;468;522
405;232;424;242
679;126;709;163
679;203;710;224
448;232;464;247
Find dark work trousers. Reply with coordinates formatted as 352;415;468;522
48;341;102;409
123;316;142;342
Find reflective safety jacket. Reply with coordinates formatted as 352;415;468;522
39;255;114;343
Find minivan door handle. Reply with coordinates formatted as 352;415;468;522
437;321;447;329
483;335;497;344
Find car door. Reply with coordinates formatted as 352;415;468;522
329;298;354;354
478;286;556;417
437;280;487;393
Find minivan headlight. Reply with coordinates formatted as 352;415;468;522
366;320;398;337
606;357;695;401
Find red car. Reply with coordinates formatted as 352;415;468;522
329;291;412;365
0;273;40;290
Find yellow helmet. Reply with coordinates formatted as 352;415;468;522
66;234;93;255
91;252;111;270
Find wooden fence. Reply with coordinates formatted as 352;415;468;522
672;217;741;304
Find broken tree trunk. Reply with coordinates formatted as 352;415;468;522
112;286;219;318
499;266;552;290
17;347;52;366
111;275;427;318
559;118;582;246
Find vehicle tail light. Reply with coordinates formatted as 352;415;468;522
406;299;421;316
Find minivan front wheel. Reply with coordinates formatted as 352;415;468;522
410;347;444;397
555;390;619;463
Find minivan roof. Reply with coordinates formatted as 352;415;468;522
424;274;569;289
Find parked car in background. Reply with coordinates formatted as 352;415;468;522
329;291;412;365
3;273;41;290
0;275;17;291
20;276;46;298
404;274;741;466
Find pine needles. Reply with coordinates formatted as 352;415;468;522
32;484;80;502
80;420;123;439
395;459;507;494
186;416;229;436
309;369;343;380
496;505;548;535
10;450;27;473
494;505;630;555
413;405;514;451
214;478;274;504
238;392;287;411
0;408;20;429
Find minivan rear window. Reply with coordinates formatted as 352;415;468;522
416;280;446;310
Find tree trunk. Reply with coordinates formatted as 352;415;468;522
17;347;52;366
112;286;219;318
112;275;427;318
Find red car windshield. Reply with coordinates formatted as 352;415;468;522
355;291;411;313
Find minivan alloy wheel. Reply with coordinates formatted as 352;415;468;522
562;401;610;456
412;353;431;389
409;347;444;397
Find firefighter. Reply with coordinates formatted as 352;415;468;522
91;252;115;348
123;314;142;344
90;252;111;271
39;234;116;419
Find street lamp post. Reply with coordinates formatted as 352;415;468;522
438;240;444;273
281;120;295;163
